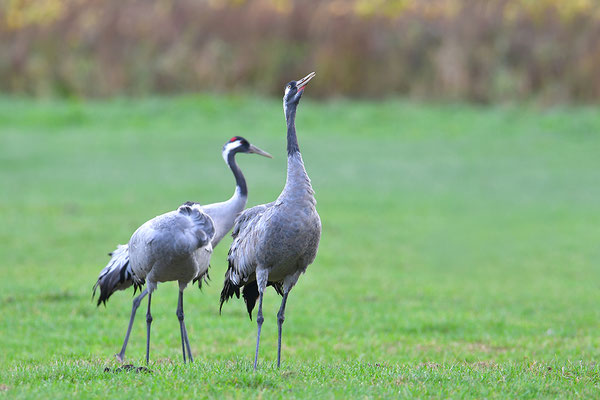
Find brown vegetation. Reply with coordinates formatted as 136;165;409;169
1;0;599;102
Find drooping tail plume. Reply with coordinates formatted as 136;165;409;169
219;260;242;314
92;244;143;306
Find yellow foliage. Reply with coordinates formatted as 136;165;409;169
5;0;68;30
505;0;599;22
354;0;413;18
268;0;292;14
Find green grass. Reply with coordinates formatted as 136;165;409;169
1;95;600;398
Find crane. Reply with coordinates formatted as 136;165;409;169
219;72;321;369
127;203;214;364
93;137;272;363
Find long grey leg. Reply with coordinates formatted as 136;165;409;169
116;288;148;362
276;292;289;368
145;293;153;365
253;291;264;371
176;290;193;363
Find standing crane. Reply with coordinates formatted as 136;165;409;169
125;204;214;365
93;137;272;363
220;72;321;369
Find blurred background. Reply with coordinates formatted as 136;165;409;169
2;0;600;103
2;1;600;396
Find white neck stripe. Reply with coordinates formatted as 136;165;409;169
222;141;241;163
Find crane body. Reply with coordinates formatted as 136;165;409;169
220;72;321;369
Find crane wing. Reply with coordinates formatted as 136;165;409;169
219;202;274;311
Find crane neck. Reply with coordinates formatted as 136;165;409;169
282;101;314;199
203;152;249;247
285;102;300;156
226;151;248;198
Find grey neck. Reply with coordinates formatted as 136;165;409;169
286;103;300;156
281;101;314;200
202;152;249;247
227;151;247;197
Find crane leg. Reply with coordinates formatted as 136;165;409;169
145;293;153;365
276;291;289;368
253;291;264;371
116;288;148;362
176;290;194;363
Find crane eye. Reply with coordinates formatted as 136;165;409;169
287;85;291;89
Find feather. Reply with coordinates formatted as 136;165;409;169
93;244;144;306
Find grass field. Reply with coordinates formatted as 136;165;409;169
1;95;600;398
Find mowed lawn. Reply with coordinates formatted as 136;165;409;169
1;96;600;398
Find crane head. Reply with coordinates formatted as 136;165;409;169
283;72;316;107
222;136;272;163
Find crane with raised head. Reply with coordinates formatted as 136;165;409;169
93;137;272;363
220;72;321;369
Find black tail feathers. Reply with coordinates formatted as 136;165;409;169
219;277;284;321
193;270;210;290
92;244;143;307
219;277;241;314
242;281;259;320
218;279;258;321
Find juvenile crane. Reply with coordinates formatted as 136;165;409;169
93;137;272;363
220;72;321;369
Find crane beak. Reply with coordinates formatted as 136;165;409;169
296;71;316;92
248;144;273;158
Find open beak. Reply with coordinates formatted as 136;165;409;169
296;71;316;91
248;144;273;158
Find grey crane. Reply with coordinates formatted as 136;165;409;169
93;137;272;363
219;72;321;369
